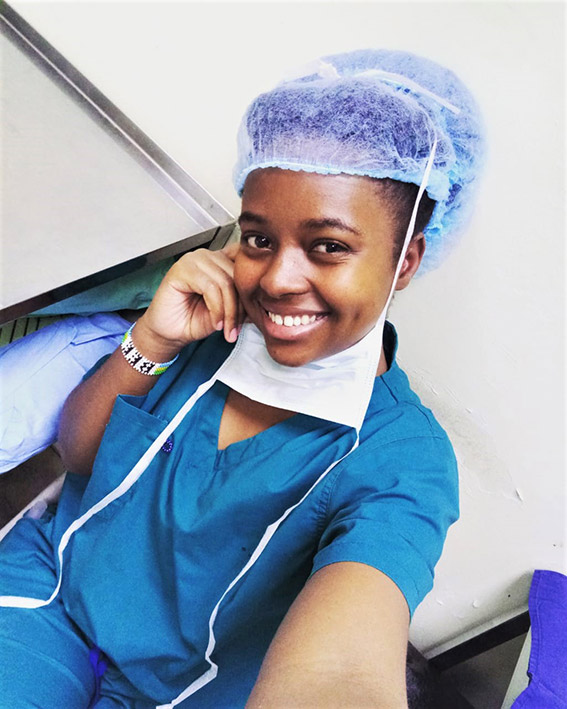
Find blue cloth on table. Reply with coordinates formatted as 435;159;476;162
32;259;174;317
512;569;567;709
0;323;459;706
0;313;129;473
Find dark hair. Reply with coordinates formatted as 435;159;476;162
376;178;437;264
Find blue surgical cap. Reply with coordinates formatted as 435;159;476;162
233;49;485;272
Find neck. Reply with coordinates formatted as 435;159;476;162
375;346;389;378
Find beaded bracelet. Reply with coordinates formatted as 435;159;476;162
120;324;179;376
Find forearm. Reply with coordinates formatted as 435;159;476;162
57;245;242;474
57;317;183;475
246;663;408;708
246;564;409;709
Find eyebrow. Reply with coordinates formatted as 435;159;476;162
238;212;361;236
301;217;361;236
238;211;267;226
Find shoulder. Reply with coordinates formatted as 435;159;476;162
337;328;458;505
312;325;459;615
314;413;459;614
360;322;455;452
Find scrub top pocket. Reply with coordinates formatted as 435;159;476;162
77;393;169;516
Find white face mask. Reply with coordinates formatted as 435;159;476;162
217;138;438;433
217;311;387;431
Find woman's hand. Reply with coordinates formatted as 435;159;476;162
134;243;245;361
57;242;244;475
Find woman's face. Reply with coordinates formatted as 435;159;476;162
235;168;421;367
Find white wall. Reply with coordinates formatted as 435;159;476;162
11;0;565;653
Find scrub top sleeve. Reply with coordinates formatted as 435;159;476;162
311;432;459;617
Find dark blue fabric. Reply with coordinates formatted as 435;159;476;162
512;570;567;708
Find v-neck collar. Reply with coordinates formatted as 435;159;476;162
195;381;331;469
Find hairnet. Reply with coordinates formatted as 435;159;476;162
233;49;485;272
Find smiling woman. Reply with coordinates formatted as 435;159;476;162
0;48;484;708
236;169;424;367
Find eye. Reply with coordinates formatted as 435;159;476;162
311;240;349;255
241;234;272;250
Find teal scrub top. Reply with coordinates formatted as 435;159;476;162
60;323;459;707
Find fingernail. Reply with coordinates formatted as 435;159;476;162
216;321;224;331
229;328;238;342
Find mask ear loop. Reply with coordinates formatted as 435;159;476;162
387;137;438;307
353;70;461;115
352;137;438;430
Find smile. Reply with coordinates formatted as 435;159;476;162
259;307;328;342
266;311;320;327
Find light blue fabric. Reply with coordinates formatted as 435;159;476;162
0;324;458;706
0;313;129;473
234;49;485;272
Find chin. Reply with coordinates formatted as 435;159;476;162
264;343;313;368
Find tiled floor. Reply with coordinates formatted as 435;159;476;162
0;315;65;347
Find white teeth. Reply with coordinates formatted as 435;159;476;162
267;311;318;327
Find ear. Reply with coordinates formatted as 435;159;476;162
394;234;426;291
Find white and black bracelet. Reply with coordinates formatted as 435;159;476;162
120;324;179;376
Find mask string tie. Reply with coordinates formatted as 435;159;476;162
158;139;439;707
0;376;219;609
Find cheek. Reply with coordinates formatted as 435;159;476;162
338;266;391;320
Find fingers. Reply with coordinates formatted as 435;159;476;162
200;276;239;343
173;248;244;343
221;242;247;331
201;250;243;342
221;241;240;261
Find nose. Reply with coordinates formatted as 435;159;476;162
259;246;310;297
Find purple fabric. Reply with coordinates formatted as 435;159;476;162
161;437;174;454
512;569;567;708
87;645;108;708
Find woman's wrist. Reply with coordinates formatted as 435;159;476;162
127;317;185;366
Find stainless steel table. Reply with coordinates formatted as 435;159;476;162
1;3;235;325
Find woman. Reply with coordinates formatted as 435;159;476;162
0;49;483;707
